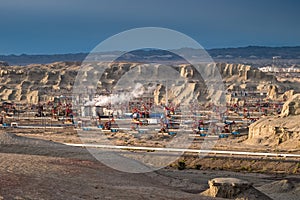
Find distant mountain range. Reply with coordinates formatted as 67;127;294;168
1;46;300;66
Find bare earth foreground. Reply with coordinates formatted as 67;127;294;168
0;129;299;200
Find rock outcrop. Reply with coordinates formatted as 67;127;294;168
278;90;295;101
248;94;300;149
266;85;278;100
201;178;272;200
280;94;300;117
248;115;300;148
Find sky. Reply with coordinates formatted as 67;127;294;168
0;0;299;55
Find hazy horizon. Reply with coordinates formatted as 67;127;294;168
1;45;300;56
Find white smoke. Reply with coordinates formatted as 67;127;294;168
85;83;146;106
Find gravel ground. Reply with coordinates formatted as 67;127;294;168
0;131;299;199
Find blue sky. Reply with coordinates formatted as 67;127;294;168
0;0;299;54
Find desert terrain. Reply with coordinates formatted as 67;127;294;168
1;129;300;200
0;57;299;199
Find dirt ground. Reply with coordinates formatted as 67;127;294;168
0;128;299;200
8;127;300;174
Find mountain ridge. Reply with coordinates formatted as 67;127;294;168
1;46;300;66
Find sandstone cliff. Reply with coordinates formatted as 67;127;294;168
217;63;273;82
0;62;79;103
0;62;294;105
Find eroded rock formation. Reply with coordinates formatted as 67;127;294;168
0;61;293;105
280;94;300;117
201;178;272;200
266;85;278;100
0;62;79;103
248;94;300;149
